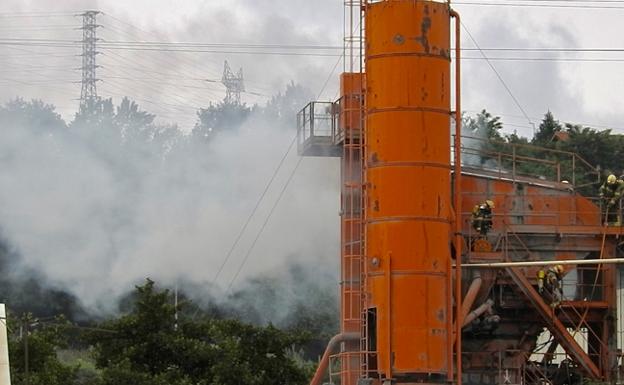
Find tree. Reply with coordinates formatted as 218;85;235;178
464;109;503;141
559;123;624;188
87;279;311;385
532;111;562;146
192;101;251;140
9;314;78;385
462;110;505;167
71;98;116;132
114;97;156;143
0;98;67;134
263;81;313;126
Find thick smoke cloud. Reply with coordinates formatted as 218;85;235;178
0;95;340;314
2;0;624;320
0;0;344;317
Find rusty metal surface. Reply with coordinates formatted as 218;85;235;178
364;0;451;379
340;69;365;385
300;1;618;384
505;266;601;378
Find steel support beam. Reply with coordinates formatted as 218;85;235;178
505;266;602;379
464;258;624;268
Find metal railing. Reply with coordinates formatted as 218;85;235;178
460;192;619;229
455;135;601;190
296;101;338;154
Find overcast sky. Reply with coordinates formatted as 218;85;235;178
1;0;623;135
1;0;624;310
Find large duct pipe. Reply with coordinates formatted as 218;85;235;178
309;332;360;385
462;299;494;327
460;273;482;324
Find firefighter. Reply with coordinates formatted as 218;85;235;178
537;264;564;307
471;199;495;236
599;174;624;225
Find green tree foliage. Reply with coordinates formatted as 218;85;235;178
192;101;252;140
0;98;67;134
9;315;78;385
114;97;156;135
263;81;314;125
87;280;311;385
561;124;623;173
461;110;616;191
462;110;505;167
464;109;504;141
531;110;562;146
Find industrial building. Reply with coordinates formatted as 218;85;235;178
297;1;624;384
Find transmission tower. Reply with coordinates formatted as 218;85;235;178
79;10;100;114
221;60;245;105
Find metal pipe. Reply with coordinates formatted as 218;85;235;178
460;273;482;324
308;332;360;385
462;299;494;327
450;8;463;385
462;258;624;268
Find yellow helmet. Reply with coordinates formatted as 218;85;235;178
554;264;564;274
485;200;495;209
607;174;617;184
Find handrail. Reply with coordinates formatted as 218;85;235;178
452;134;601;189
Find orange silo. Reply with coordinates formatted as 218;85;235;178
364;0;453;382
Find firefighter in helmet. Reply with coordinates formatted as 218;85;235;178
537;264;564;307
471;199;495;236
599;174;624;225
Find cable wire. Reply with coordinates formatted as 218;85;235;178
216;50;343;289
461;21;536;131
225;156;304;292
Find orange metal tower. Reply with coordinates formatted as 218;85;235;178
364;1;453;382
299;1;460;384
298;2;620;385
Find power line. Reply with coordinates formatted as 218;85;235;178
461;57;624;62
215;51;343;288
487;0;624;3
100;50;217;106
8;38;624;53
463;48;624;52
461;21;536;132
101;14;224;80
7;39;624;62
225;157;304;292
98;18;235;102
212;135;298;285
0;13;75;18
454;1;624;8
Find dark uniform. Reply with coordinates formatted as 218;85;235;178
599;174;624;225
471;200;494;236
537;265;564;308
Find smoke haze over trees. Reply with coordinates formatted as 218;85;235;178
0;81;337;316
0;83;337;383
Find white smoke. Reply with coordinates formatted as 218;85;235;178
0;99;340;314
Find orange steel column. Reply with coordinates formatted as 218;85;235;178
365;0;452;382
